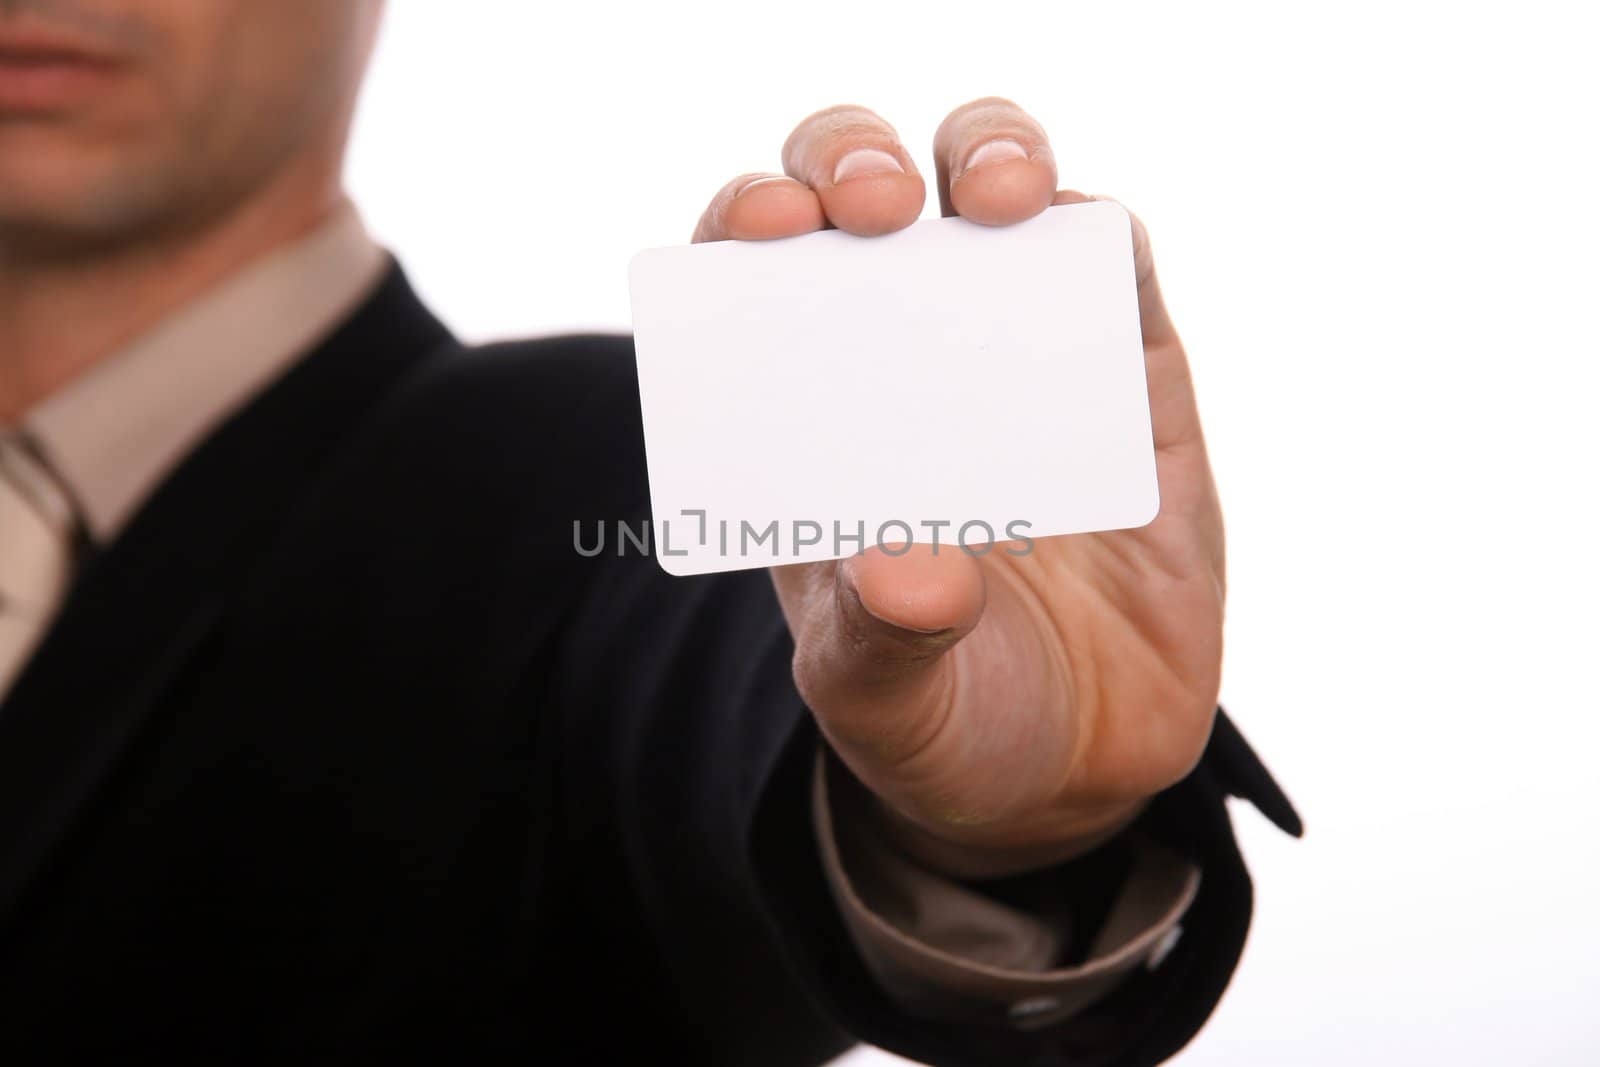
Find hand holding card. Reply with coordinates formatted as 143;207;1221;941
653;98;1231;878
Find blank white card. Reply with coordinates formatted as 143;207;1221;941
627;200;1157;577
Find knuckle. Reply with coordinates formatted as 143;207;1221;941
941;96;1037;133
958;94;1027;117
785;104;899;163
694;173;789;242
722;171;780;199
804;102;891;131
936;98;1049;167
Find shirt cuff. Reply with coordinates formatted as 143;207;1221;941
812;744;1200;1031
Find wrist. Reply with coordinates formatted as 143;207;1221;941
827;752;1146;881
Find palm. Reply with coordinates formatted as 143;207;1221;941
942;426;1223;814
778;260;1226;847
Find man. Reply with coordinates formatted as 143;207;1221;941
0;2;1299;1064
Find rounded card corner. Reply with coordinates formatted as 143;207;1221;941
652;550;699;579
1125;482;1162;531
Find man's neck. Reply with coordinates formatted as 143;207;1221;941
0;167;346;423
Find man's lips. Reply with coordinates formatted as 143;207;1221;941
0;30;124;112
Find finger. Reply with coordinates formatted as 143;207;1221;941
781;105;926;236
783;546;985;767
692;172;826;243
933;97;1058;225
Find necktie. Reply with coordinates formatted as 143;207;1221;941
0;434;74;702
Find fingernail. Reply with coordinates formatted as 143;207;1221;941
734;175;794;198
959;138;1029;177
832;147;905;184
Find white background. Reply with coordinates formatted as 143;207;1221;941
349;2;1598;1064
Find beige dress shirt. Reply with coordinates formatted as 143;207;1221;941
2;201;1200;1033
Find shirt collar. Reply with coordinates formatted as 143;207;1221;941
23;200;387;541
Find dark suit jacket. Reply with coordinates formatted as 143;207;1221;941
0;266;1300;1065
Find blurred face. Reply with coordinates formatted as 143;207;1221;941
0;0;382;255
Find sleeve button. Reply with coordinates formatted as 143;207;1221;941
1008;996;1062;1023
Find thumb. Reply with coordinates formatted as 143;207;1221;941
787;544;985;769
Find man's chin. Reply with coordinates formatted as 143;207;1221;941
0;150;169;257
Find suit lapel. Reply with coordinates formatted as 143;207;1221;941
0;264;455;935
